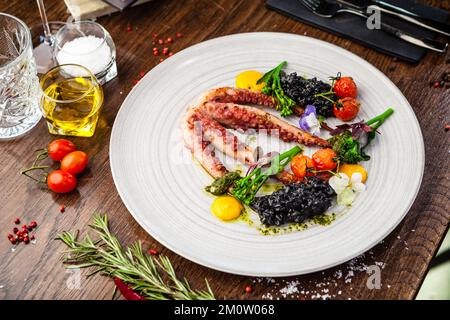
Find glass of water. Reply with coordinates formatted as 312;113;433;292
0;13;41;140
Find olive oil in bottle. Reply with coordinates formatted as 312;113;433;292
41;76;103;137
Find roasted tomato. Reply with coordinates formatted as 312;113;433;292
333;76;358;99
333;97;360;121
47;139;77;161
60;151;89;175
47;170;77;193
312;148;338;171
290;154;315;179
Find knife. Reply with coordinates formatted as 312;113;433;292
338;0;450;37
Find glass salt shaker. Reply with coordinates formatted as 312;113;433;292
53;20;117;85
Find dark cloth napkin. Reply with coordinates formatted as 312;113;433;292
266;0;449;63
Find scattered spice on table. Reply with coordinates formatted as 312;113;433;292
256;246;394;300
429;71;449;89
7;218;38;246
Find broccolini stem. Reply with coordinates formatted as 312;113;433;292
366;108;394;127
232;146;302;204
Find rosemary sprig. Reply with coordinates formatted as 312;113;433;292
56;214;215;300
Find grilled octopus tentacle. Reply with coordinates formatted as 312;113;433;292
182;107;228;178
200;102;330;147
190;107;258;164
200;87;304;115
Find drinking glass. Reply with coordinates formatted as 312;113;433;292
0;13;41;140
39;64;104;137
53;21;117;85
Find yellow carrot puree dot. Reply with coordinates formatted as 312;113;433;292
235;70;265;91
210;196;243;221
339;164;368;183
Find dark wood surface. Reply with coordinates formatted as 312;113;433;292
0;0;449;300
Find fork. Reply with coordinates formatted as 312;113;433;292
299;0;448;53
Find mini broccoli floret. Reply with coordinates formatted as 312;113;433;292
328;130;369;164
327;108;394;164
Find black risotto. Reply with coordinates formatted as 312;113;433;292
251;177;336;226
281;72;336;117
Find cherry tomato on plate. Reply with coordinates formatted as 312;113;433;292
47;170;77;193
333;76;358;99
61;151;89;175
312;148;338;171
333;97;360;121
47;139;76;161
290;155;315;180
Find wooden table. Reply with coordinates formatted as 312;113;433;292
0;0;449;300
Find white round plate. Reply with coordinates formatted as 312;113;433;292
110;32;424;276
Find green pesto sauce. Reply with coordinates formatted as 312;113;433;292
234;208;338;236
236;207;253;226
255;213;337;236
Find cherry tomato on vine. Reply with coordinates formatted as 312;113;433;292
60;151;89;175
333;76;358;99
333;97;360;121
312;148;338;171
290;155;315;180
47;139;77;161
47;170;77;193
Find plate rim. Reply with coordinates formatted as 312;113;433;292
110;32;425;276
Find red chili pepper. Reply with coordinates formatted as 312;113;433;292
127;24;132;32
159;58;164;62
113;277;146;300
158;39;164;45
168;52;174;57
245;286;252;293
167;37;173;43
23;237;30;244
153;50;160;56
176;33;183;38
29;221;37;229
12;227;18;233
162;47;169;55
434;81;441;88
152;33;158;38
60;205;65;213
445;125;450;131
14;218;20;225
132;79;139;86
139;71;145;78
148;249;158;255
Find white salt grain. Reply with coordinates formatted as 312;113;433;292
279;281;300;297
57;35;111;75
